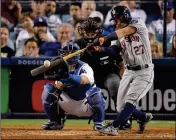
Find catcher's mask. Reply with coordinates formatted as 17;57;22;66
59;40;80;65
78;17;103;43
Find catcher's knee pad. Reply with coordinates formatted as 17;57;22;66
42;83;60;106
86;87;105;124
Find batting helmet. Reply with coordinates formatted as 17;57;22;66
109;5;132;24
59;40;80;65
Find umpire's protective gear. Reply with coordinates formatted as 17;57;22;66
110;5;132;24
86;87;105;126
78;17;103;43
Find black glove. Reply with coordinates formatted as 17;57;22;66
86;38;100;53
88;38;100;48
44;56;69;80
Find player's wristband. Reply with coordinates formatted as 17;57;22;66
68;74;82;85
104;32;118;42
90;32;118;47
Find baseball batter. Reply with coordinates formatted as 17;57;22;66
76;17;132;130
41;41;105;131
90;5;154;135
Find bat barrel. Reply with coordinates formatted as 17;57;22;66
30;65;49;76
30;48;87;76
30;58;64;76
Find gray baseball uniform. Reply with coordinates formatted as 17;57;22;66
116;19;154;113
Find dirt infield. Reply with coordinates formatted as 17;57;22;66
1;125;175;140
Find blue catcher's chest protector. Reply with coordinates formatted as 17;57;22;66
61;61;92;101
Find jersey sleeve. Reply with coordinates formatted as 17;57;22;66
79;64;94;85
129;19;147;34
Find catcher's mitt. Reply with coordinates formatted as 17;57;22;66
44;56;69;80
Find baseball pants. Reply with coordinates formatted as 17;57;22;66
57;92;92;117
116;64;154;113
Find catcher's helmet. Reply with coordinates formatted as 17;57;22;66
78;17;103;43
110;5;132;24
59;40;80;65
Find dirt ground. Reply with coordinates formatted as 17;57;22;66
1;125;175;140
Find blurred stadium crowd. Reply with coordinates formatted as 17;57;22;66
1;0;176;58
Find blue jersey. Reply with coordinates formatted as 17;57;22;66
61;60;95;101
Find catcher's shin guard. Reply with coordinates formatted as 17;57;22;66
86;87;105;127
42;83;65;125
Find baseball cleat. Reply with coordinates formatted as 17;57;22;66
93;124;105;131
119;119;132;130
97;123;118;136
137;113;153;134
42;121;64;130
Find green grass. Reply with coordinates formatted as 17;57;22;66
1;119;175;128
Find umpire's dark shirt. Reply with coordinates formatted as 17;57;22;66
75;38;123;78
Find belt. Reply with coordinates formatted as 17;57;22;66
126;64;149;71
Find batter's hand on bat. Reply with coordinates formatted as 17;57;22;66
87;46;103;52
99;37;106;46
87;37;104;52
93;46;103;52
92;37;105;46
87;37;105;50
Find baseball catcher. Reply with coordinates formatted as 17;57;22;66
41;40;105;131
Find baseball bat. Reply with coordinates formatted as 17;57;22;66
30;48;87;76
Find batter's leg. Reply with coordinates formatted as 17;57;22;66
104;73;132;130
108;70;133;129
112;70;154;128
116;70;133;113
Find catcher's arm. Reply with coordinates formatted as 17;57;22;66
57;63;92;86
43;56;89;86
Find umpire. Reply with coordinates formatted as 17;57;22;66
75;17;131;130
